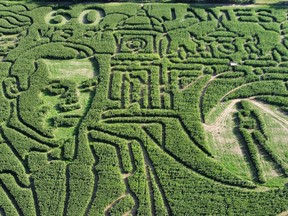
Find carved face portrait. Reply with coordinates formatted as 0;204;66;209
21;57;97;139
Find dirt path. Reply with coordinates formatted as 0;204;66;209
203;99;247;169
206;96;288;131
203;96;288;132
181;75;206;91
278;211;288;216
203;99;240;132
104;193;127;214
219;82;253;102
123;211;132;216
250;100;288;132
122;173;132;179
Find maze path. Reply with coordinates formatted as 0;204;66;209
0;2;288;215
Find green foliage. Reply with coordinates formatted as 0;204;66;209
86;10;99;23
32;162;66;216
224;81;288;101
237;101;266;183
253;131;288;176
255;95;288;109
0;2;288;216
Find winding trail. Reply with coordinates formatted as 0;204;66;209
104;193;128;215
203;99;240;132
250;100;288;132
204;98;288;133
219;82;253;102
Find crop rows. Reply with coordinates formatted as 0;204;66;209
0;2;288;215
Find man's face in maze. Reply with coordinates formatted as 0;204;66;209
19;58;97;139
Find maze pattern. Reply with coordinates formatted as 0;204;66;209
0;2;288;215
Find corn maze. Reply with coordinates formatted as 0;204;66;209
1;2;288;215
